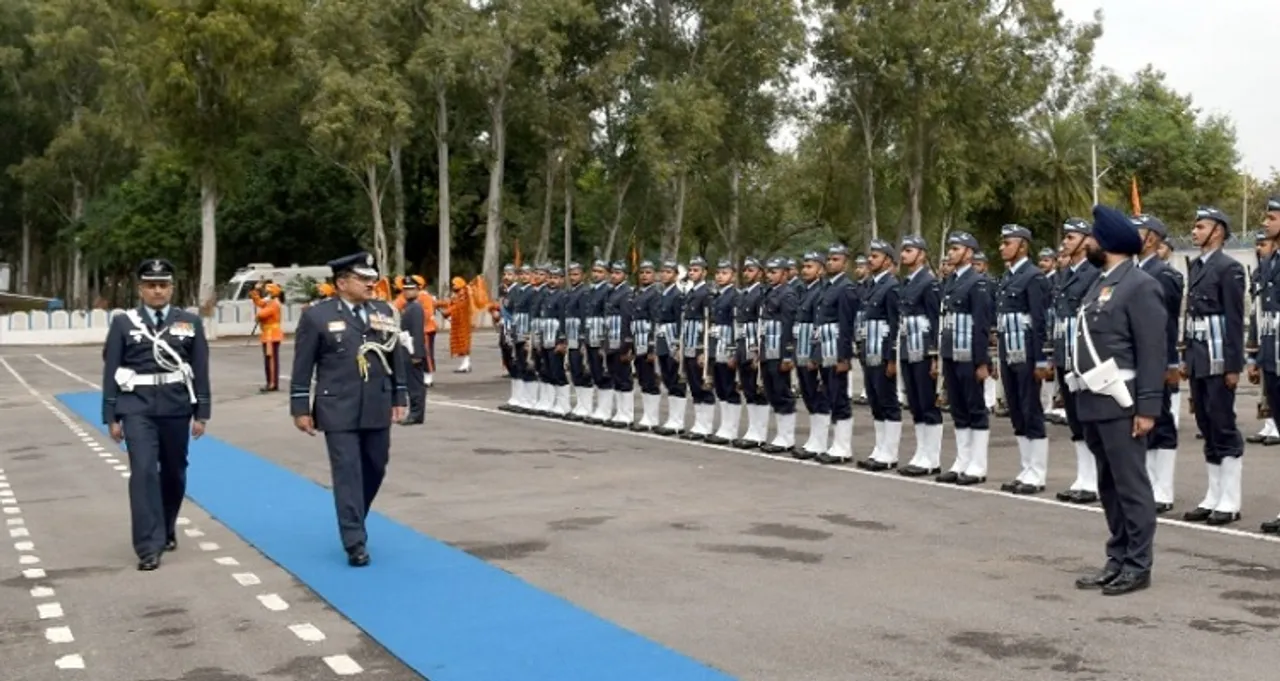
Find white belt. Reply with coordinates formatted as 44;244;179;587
1066;368;1135;391
131;370;187;386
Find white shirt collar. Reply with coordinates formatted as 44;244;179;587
1008;257;1029;274
1200;248;1220;263
954;264;972;278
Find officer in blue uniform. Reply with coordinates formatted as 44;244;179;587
497;263;516;379
1071;204;1164;597
1259;198;1280;533
653;260;687;435
760;257;799;453
1247;230;1276;446
994;224;1051;495
1182;206;1246;526
1039;248;1064;424
1053;218;1102;504
541;266;570;416
787;257;803;294
793;252;830;459
857;240;903;471
732;257;769;448
851;255;871;405
707;260;742;444
290;252;409;566
603;261;636;427
398;274;427;425
501;266;533;411
680;257;716;439
631;261;662;430
102;258;211;571
1134;215;1183;514
936;232;995;485
815;244;858;463
525;265;550;413
584;261;614;423
896;237;944;476
562;263;592;420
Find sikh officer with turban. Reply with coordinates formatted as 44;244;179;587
1071;205;1164;596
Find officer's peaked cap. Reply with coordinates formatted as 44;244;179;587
660;259;678;271
1130;214;1167;239
716;258;735;270
854;255;868;265
137;258;175;282
638;259;655;271
765;256;787;270
503;263;516;273
549;265;564;276
610;260;627;273
802;250;824;263
972;252;988;263
1091;204;1143;256
591;259;608;270
1063;218;1091;235
742;256;762;270
1000;224;1033;242
327;252;378;279
869;239;897;262
401;273;421;288
900;235;927;251
1195;206;1231;230
785;257;797;268
688;256;708;268
1037;247;1056;259
518;264;532;273
1268;196;1280;212
1256;229;1269;244
567;261;583;272
828;243;849;257
947;231;979;250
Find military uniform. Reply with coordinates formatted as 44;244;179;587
1247;231;1278;445
1260;197;1280;534
759;257;799;453
497;264;516;382
897;238;944;476
1183;207;1246;526
857;240;903;471
707;262;742;445
679;257;716;438
524;267;551;412
937;232;995;485
973;252;1002;414
814;244;858;463
793;252;830;459
562;263;594;420
994;225;1051;495
653;260;688;435
1053;219;1102;504
603;261;636;427
540;267;570;416
585;261;614;423
851;256;870;404
502;267;534;411
732;258;769;448
1070;205;1163;597
102;258;211;570
1135;216;1183;513
631;262;662;430
290;252;409;566
398;276;428;424
1038;249;1061;420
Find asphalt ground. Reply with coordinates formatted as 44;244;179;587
5;332;1280;681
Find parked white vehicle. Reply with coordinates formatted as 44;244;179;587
220;263;332;303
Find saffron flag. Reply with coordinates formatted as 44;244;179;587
1130;176;1142;215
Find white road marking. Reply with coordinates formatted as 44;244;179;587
176;517;191;526
232;572;261;586
323;654;362;675
4;507;21;514
5;518;22;525
289;622;326;642
0;481;9;487
19;554;40;565
184;528;205;537
37;602;64;619
45;626;74;643
98;453;111;458
198;542;220;551
438;399;1280;546
30;586;55;598
10;527;29;538
23;568;46;579
257;594;289;611
214;556;240;566
0;489;14;496
121;472;130;478
112;465;128;471
32;354;101;389
15;540;34;550
2;498;17;505
54;654;85;670
104;458;119;464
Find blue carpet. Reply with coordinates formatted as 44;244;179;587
57;391;736;681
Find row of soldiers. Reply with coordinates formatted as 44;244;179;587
492;198;1280;532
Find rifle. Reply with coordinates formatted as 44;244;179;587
701;301;712;390
1181;255;1192;411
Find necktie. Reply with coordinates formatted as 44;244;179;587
154;310;164;327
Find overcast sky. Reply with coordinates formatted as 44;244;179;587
1056;0;1274;178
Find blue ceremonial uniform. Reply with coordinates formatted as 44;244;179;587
897;262;944;476
1139;250;1183;510
732;268;769;449
792;259;830;459
759;261;799;453
289;253;409;565
584;273;613;421
813;263;858;463
632;279;662;420
603;267;636;426
705;281;741;445
538;276;569;414
938;248;995;485
994;249;1051;494
399;288;427;424
679;274;716;438
102;260;211;569
856;266;903;470
562;272;594;420
1053;254;1102;504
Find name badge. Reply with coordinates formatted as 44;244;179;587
327;321;347;333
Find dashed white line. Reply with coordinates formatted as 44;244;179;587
290;622;327;642
37;602;64;619
214;556;240;566
104;458;119;464
15;540;35;551
323;654;363;675
22;568;46;579
5;517;22;525
184;528;205;538
10;527;29;538
19;554;40;565
0;489;14;497
257;594;289;611
232;572;262;586
45;626;74;643
176;517;191;526
55;654;85;670
30;586;55;598
198;542;220;551
4;507;21;515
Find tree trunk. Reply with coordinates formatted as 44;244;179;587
20;211;30;294
604;173;631;261
199;173;219;337
436;82;451;299
908;122;925;239
481;78;508;296
390;141;406;276
536;147;556;262
860;117;879;240
562;160;573;267
71;175;86;308
366;163;389;277
727;161;741;262
661;172;688;259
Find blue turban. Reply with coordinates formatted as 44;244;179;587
1091;205;1143;255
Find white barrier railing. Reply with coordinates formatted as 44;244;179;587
0;300;488;346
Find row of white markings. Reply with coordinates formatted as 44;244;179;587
0;357;365;676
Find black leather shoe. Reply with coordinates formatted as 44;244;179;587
816;453;850;465
1247;433;1265;444
138;554;161;571
1101;571;1151;596
1000;480;1019;492
935;471;960;484
705;435;731;445
1266;436;1280;447
899;465;939;477
1261;518;1280;533
164;538;177;552
732;439;761;450
1075;566;1121;590
1183;506;1212;522
1010;483;1045;495
760;443;788;454
680;432;705;441
956;474;986;486
859;459;895;472
1155;503;1174;514
1206;510;1241;526
791;448;816;461
347;547;370;567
